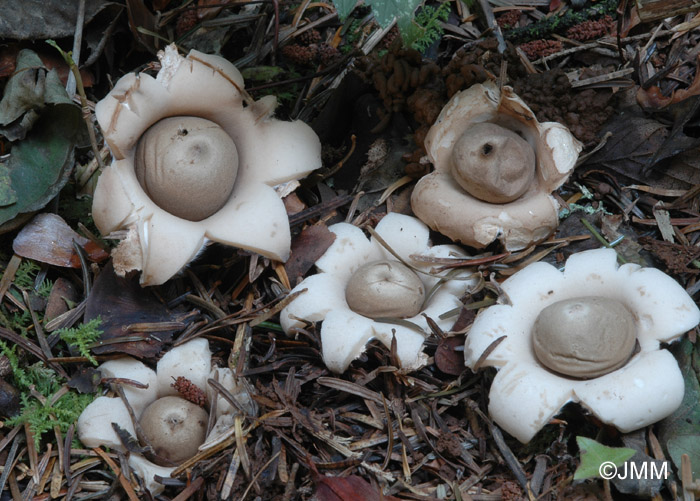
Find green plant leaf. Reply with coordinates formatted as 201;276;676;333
574;436;636;480
366;0;422;28
0;49;81;228
658;339;700;479
0;104;80;227
0;164;16;206
332;0;357;20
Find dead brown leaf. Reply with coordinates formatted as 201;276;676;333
435;336;466;376
284;224;335;287
84;261;178;358
584;115;700;189
12;213;108;268
637;56;700;110
313;471;401;501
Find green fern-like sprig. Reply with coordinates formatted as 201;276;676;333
403;2;450;52
3;260;53;299
57;317;102;366
12;260;40;289
5;384;94;448
0;340;31;389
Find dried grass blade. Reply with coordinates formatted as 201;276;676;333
317;377;384;404
250;289;307;327
92;447;140;501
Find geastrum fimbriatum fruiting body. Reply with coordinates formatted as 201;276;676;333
77;338;255;494
281;213;475;373
464;248;700;443
411;81;583;251
93;44;321;286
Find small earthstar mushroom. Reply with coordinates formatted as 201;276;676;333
138;396;209;466
464;248;700;443
77;338;255;494
281;213;476;373
411;81;582;251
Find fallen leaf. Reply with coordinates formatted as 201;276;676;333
126;0;159;52
584;115;700;190
435;335;465;376
285;224;335;287
574;436;635;480
45;277;79;321
0;1;111;40
658;339;700;479
13;213;108;267
314;472;401;501
66;367;102;394
0;51;81;229
84;261;178;358
636;57;700;109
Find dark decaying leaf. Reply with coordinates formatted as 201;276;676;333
313;471;401;501
84;261;177;358
126;0;159;52
0;378;21;417
0;49;75;141
112;422;151;454
435;335;466;376
0;0;111;39
45;277;79;321
0;164;16;206
284;223;335;287
584;115;700;190
13;213;109;268
611;447;665;497
66;367;102;394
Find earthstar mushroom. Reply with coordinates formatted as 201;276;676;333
411;81;582;251
77;339;254;493
464;248;700;443
134;116;239;222
281;213;476;373
93;44;321;286
450;122;535;204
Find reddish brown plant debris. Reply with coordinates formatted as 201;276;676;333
297;29;322;45
639;237;700;275
566;15;616;41
501;480;525;500
175;9;198;37
518;39;563;60
281;43;340;67
497;9;521;28
281;44;319;66
172;376;208;407
513;69;615;144
442;39;524;97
